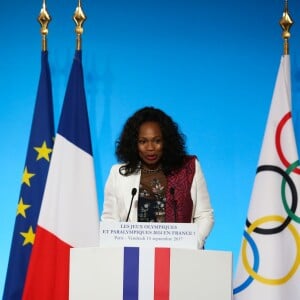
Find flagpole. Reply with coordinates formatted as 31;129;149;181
38;0;51;52
279;0;293;55
73;0;86;50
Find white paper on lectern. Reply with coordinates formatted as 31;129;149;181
99;221;198;249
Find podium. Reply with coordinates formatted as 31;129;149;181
69;247;233;300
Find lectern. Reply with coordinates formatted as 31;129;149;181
69;247;233;300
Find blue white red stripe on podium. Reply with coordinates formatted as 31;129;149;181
123;247;171;300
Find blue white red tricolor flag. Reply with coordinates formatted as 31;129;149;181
233;55;300;300
22;50;99;299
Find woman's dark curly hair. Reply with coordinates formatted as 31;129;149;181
116;106;187;175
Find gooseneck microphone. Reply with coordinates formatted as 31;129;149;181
170;187;177;222
126;188;137;222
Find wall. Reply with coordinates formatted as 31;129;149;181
2;0;300;295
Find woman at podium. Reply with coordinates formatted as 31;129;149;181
101;106;214;248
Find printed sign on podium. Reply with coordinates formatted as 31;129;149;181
99;221;198;249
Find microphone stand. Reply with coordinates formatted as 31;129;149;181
126;188;137;222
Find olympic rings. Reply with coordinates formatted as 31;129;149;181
234;110;300;293
242;215;300;285
246;164;298;234
276;112;300;174
233;231;259;294
282;160;300;222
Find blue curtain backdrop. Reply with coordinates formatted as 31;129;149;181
2;0;300;295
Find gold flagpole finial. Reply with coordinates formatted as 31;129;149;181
279;0;293;55
38;0;51;51
73;0;87;50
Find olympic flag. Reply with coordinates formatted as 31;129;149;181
233;55;300;299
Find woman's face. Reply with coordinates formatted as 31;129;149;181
137;121;163;169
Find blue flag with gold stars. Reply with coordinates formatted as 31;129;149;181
2;51;54;299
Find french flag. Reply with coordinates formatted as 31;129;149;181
22;50;99;299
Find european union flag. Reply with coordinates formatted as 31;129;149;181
2;51;54;299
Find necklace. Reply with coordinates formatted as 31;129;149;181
141;166;162;174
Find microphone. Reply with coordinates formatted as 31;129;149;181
170;187;177;222
126;188;137;222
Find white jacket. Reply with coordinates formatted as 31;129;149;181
101;158;214;248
